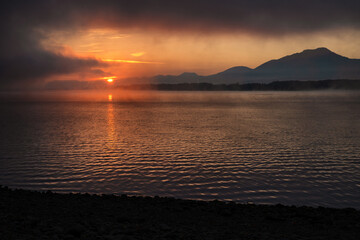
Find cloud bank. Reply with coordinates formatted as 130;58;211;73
1;0;359;89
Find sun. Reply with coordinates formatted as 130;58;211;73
100;76;117;83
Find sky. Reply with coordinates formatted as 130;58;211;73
1;0;360;89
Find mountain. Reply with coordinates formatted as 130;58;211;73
204;66;252;83
251;47;360;82
154;72;203;84
152;48;360;84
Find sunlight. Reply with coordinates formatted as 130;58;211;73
107;102;116;145
131;52;146;57
108;94;113;101
102;59;163;64
98;76;117;83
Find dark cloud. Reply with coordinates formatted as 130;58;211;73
0;51;102;82
1;0;359;88
3;0;359;33
89;69;113;77
0;1;104;89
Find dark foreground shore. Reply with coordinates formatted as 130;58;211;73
1;186;359;240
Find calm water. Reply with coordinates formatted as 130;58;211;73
0;91;359;208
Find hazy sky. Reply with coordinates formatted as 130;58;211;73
1;0;360;88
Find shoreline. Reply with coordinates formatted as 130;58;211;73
1;186;359;239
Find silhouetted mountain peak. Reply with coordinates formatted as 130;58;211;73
302;47;333;54
256;47;351;71
220;66;252;74
288;47;347;60
178;72;199;77
295;47;343;59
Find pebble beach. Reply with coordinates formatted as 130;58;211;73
1;186;359;240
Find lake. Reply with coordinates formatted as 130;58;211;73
0;90;359;208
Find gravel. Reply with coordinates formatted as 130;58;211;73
1;186;359;240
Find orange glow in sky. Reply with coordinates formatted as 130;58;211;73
131;52;146;57
43;28;360;82
102;59;163;64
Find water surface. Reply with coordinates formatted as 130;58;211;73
0;91;359;208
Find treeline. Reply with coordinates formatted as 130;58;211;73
143;80;360;91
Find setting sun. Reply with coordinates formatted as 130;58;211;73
107;78;114;83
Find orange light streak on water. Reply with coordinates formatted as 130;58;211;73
107;102;116;145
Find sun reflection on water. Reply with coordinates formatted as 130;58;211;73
107;100;115;145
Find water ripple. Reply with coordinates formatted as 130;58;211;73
0;91;360;208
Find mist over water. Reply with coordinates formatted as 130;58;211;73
0;90;359;208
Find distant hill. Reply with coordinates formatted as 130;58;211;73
204;66;252;83
152;48;360;84
154;72;204;84
152;80;360;91
250;48;360;82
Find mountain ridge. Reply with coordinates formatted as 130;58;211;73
153;47;360;84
